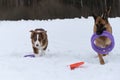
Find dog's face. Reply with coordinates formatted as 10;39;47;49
30;29;47;49
95;17;106;35
94;16;107;35
93;7;111;35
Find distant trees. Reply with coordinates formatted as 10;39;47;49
0;0;119;20
61;0;118;16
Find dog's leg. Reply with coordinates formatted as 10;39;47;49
39;48;45;56
98;53;105;65
40;44;47;56
41;49;45;56
33;47;39;54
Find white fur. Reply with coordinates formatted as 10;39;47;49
34;34;41;49
34;34;45;56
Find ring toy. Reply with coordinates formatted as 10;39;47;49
24;54;35;57
91;31;115;54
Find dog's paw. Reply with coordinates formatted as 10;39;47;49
100;60;105;65
34;54;41;57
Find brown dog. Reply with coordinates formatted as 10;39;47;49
30;28;48;56
93;8;112;64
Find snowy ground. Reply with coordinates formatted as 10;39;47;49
0;17;120;80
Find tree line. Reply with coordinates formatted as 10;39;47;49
0;0;119;20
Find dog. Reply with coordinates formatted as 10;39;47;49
93;7;112;64
30;28;48;56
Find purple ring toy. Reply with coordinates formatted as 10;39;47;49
91;31;115;54
24;54;35;57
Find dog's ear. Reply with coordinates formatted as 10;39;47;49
106;6;111;17
101;7;111;23
30;30;34;33
29;30;34;39
40;30;47;33
44;31;47;33
102;7;111;19
42;31;47;40
92;14;97;22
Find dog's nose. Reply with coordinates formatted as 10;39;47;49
96;31;102;35
36;44;39;47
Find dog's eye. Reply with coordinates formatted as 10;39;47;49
96;23;105;28
39;33;43;40
33;35;37;41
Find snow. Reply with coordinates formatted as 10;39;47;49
0;17;120;80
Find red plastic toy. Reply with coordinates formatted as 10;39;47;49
70;62;84;70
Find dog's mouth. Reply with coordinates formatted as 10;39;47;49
33;41;42;49
96;24;106;35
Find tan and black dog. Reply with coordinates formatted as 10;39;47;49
93;8;112;64
30;28;48;56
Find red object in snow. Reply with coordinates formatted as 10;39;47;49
70;62;84;70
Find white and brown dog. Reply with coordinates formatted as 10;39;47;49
30;28;48;56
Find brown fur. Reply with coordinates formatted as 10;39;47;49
93;7;112;64
30;28;48;55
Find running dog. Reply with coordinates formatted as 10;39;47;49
30;28;48;56
93;8;112;64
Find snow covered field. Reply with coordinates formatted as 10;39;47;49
0;17;120;80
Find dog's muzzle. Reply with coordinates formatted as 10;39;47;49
34;41;42;49
96;24;106;35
